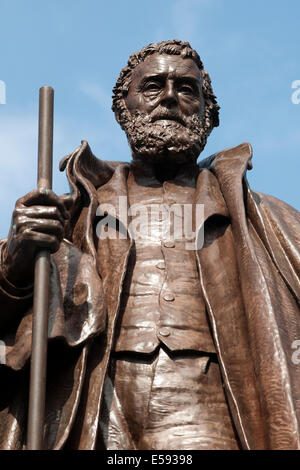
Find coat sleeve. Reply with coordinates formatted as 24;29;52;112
0;239;33;334
0;238;107;371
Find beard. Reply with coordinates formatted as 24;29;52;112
122;106;211;164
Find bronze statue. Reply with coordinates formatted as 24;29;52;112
0;40;299;450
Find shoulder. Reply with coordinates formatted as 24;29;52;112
59;140;129;188
250;190;300;250
252;190;300;220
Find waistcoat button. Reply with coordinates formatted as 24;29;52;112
164;241;175;248
158;328;170;337
163;292;175;302
156;261;166;270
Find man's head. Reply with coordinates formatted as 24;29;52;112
112;40;220;164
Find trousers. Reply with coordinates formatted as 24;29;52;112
98;345;240;450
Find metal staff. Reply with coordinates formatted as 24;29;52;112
27;86;54;450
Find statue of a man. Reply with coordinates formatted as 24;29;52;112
0;40;299;450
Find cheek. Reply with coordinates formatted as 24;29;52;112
180;97;204;116
126;93;142;111
125;93;138;113
126;93;158;114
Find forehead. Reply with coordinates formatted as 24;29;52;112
130;53;201;83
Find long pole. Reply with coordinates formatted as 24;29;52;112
27;86;54;450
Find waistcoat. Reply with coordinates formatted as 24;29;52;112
112;163;216;354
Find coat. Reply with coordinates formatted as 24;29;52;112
0;140;299;450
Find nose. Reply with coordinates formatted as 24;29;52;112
160;80;178;108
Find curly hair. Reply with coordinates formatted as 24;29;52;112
112;39;220;134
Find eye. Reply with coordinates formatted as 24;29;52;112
142;81;163;96
178;84;195;95
145;82;161;90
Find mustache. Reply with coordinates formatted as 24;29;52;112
149;108;186;127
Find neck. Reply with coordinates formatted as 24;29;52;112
153;161;181;182
132;153;197;182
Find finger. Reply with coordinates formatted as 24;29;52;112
20;189;69;219
17;217;64;239
14;205;65;226
21;229;61;253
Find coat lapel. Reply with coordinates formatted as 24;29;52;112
194;153;268;449
199;142;300;449
63;148;133;449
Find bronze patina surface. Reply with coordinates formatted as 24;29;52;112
0;40;299;450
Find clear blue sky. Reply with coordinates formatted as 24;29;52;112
0;0;299;237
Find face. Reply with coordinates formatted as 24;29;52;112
125;54;205;124
122;53;209;164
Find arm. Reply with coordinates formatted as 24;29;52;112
0;188;69;333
